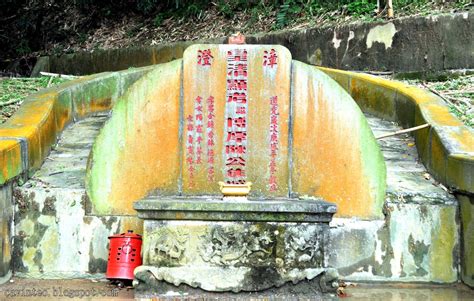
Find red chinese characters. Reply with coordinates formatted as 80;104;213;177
197;49;213;66
263;49;278;68
224;49;249;184
186;95;217;186
268;96;279;192
186;113;195;186
194;96;204;165
206;96;216;182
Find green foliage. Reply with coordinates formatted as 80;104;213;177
276;1;304;29
154;13;166;27
0;0;471;70
346;0;376;16
15;40;31;56
405;75;473;128
0;76;71;122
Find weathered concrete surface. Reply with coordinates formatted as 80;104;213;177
86;60;182;216
292;62;385;219
0;141;22;184
250;12;473;73
459;194;474;288
0;183;13;282
329;116;459;283
11;112;459;283
32;12;473;76
135;197;335;222
319;67;472;286
31;41;218;76
13;116;142;278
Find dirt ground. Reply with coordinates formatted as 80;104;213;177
0;277;473;301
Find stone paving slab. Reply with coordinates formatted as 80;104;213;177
365;114;457;205
26;114;108;189
0;278;473;300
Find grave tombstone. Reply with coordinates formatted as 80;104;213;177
182;44;291;197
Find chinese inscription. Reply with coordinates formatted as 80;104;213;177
186;113;195;187
197;49;213;66
184;44;290;195
268;96;279;192
224;49;249;184
263;49;278;68
207;96;216;182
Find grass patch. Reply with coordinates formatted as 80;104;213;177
0;76;71;123
403;75;473;128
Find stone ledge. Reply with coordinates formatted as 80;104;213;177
134;197;336;222
134;266;331;293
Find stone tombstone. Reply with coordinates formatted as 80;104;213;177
182;44;291;197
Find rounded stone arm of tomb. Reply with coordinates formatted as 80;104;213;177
0;65;156;184
318;67;474;195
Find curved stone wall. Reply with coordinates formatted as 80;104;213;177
0;66;155;184
0;45;472;284
318;67;473;287
319;67;474;196
85;48;386;219
0;66;154;280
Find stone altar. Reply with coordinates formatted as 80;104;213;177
133;44;340;292
134;197;336;292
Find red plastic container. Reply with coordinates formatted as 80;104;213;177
106;230;142;280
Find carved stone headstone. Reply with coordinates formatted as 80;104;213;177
182;44;291;197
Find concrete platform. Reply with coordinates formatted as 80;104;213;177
328;115;459;283
12;113;460;283
0;277;473;300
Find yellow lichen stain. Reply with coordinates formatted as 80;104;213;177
0;97;59;169
3;98;56;128
182;45;227;195
118;217;144;235
75;97;112;118
430;208;457;282
449;129;474;153
106;66;181;215
54;105;72;132
23;247;36;269
39;227;59;268
0;140;22;182
292;69;372;218
430;133;447;180
152;49;158;65
423;103;463;126
175;212;185;220
350;78;395;118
